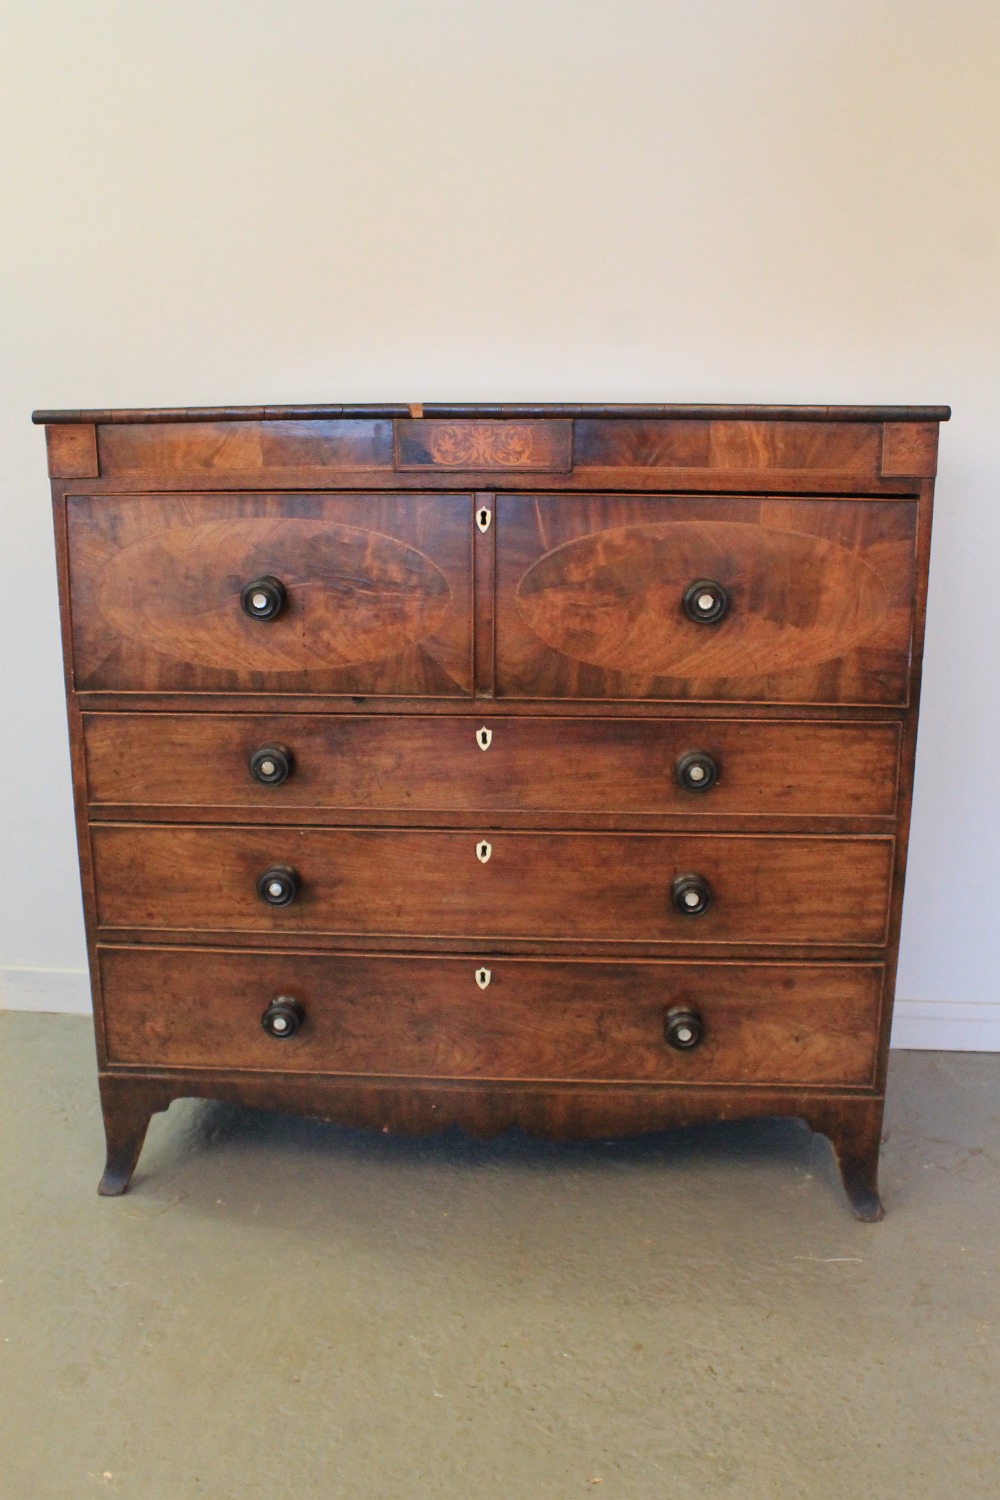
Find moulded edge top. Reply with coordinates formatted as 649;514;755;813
31;402;952;425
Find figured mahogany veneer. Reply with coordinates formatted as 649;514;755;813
495;494;917;705
66;492;474;695
37;400;948;1217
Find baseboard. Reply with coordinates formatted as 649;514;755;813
1;969;998;1050
889;999;1000;1052
0;967;92;1014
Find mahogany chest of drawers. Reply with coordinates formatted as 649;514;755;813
36;400;948;1217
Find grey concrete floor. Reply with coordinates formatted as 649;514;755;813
1;1014;998;1499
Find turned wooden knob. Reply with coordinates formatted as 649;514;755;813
671;872;712;915
241;575;287;621
665;1006;704;1050
682;579;729;624
256;864;300;907
261;995;305;1038
676;750;718;792
249;744;294;785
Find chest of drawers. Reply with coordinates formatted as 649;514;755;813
36;401;948;1218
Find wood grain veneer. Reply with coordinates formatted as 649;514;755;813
494;494;917;705
99;947;884;1089
89;825;894;946
81;713;901;820
66;492;474;696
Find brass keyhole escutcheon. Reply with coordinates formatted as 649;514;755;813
475;967;491;990
476;726;492;751
476;839;492;864
476;507;492;533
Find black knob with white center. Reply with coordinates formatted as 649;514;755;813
671;872;712;916
664;1006;704;1050
682;579;729;624
676;750;719;792
249;744;294;786
241;576;287;621
256;864;300;907
261;995;305;1039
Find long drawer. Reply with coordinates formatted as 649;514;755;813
99;946;884;1088
90;826;894;945
82;713;901;819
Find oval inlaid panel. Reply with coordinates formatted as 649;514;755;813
514;521;892;678
96;519;452;672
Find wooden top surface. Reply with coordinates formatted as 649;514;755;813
33;401;951;425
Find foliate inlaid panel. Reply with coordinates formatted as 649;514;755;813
495;494;917;704
395;419;572;472
67;492;473;695
100;947;884;1089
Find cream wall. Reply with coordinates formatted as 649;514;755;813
2;0;998;1044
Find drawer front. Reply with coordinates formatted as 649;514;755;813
495;493;917;705
83;713;900;819
99;947;883;1088
91;826;893;945
67;492;474;695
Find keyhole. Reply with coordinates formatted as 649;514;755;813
477;726;492;751
476;840;492;864
475;967;491;990
476;507;492;533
